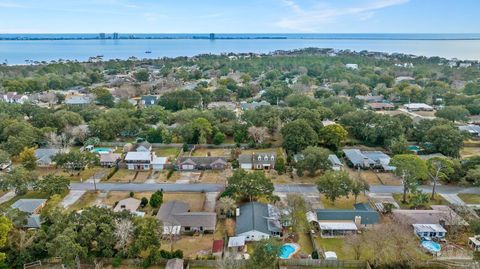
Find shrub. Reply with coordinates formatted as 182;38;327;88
149;190;163;208
140;197;148;207
129;191;134;197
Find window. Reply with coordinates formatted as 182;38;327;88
271;156;275;161
264;156;268;161
257;156;261;161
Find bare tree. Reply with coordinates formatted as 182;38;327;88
343;233;364;260
217;254;241;269
45;132;74;151
114;219;133;255
216;196;237;217
248;126;270;144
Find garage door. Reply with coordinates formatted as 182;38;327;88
183;165;194;170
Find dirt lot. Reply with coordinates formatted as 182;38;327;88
192;147;230;157
345;167;400;186
161;234;214;259
460;146;480;158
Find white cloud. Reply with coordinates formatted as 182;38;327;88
277;0;409;32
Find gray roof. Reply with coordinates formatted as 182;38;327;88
35;148;62;165
315;203;380;225
459;124;480;134
65;95;92;105
343;149;391;168
156;200;216;228
236;202;281;235
25;214;42;228
11;199;47;214
140;95;158;106
157;201;189;225
177;156;227;166
238;152;276;165
328;154;343;166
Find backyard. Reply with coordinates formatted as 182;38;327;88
192;147;230;157
154;147;181;160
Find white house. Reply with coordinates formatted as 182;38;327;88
152;157;168;171
412;224;446;239
3;92;29;104
125;151;151;170
403;103;434;111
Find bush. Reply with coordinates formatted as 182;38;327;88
150;190;163;208
172;249;184;258
129;191;134;197
111;256;122;268
140;197;148;207
213;132;226;145
166;168;175;179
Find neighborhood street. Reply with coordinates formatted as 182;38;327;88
70;182;480;195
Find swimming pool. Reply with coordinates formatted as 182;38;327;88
279;243;300;259
91;148;113;153
421;240;441;253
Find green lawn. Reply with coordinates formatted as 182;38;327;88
154;147;181;160
297;232;314;255
392;193;449;209
314;237;351;260
67;191;99;212
320;195;369;209
458;193;480;204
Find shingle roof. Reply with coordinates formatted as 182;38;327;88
328;154;343;166
236;202;273;235
11;199;47;214
177;156;227;166
100;153;121;163
35;148;62;165
156;200;216;228
156;201;189;225
315;203;380;225
125;151;151;161
113;198;141;213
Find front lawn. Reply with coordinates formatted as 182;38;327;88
320;194;368;209
392;193;449;209
458;193;480;204
67;191;99;212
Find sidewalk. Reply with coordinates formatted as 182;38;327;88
0;191;15;204
440;193;466;206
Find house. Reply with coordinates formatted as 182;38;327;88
412;224;446;239
11;199;47;229
35;148;62;167
459;124;480;137
125;151;152;170
177;156;227;170
355;95;385;103
65;95;92;105
113;198;145;217
328;154;343;171
156;201;217;234
403;103;434;111
139;95;158;107
2;92;29;104
207;101;237;111
240;100;270;111
393;205;468;227
99;152;121;167
235;202;283;241
238;152;276;170
309;203;380;237
368;102;394;111
345;63;358;70
152;156;168;171
468;236;480;252
133;141;152;152
343;149;395;171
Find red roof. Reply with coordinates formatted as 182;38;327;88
212;240;224;253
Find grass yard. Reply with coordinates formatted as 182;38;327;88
108;169;137;182
392;193;449;209
192;147;230;157
35;167;109;182
67;191;99;212
161;234;214;259
297;232;314;256
345;167;380;185
154;147;181;160
460;146;480;158
157;170;182;182
163;192;206;211
199;170;231;184
133;171;151;182
320;194;368;209
314;237;351;260
458;193;480;204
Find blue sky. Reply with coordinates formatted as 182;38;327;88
0;0;478;33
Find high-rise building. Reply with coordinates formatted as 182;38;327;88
113;32;119;39
99;33;106;39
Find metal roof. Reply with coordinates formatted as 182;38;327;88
315;203;380;225
11;199;47;214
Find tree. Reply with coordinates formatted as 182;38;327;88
391;154;428;203
47;228;86;268
114;219;134;256
350;180;370;203
0;167;37;195
192;118;212;144
247;239;281;269
410;190;430;209
91;87;114;107
435;105;470;122
213;132;226;145
216;196;236;217
387;135;408;155
344;234;365;260
281;119;318;153
296;146;331;176
134;69;150;82
18;147;37;170
426;157;455;199
149;190;163;208
248;126;270;145
132;217;161;253
226;169;274;201
0;216;12;264
0;150;9;166
316;171;352;204
281;194;309;234
425;124;465;158
34;174;70;196
159;90;202;111
274;157;286;174
319;124;347;150
53;151;99;175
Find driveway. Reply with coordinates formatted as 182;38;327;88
61;190;86;208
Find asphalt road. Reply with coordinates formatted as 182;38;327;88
70;182;480;195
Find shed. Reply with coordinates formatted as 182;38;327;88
165;258;183;269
